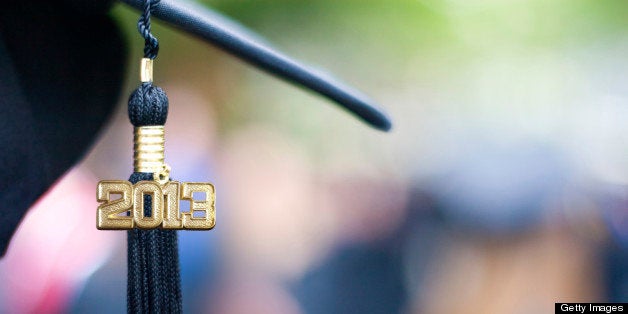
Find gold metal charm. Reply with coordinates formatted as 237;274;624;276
97;181;216;230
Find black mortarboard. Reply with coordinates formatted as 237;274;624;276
0;0;391;255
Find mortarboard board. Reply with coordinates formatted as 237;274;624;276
0;0;391;257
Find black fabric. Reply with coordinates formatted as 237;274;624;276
120;0;392;131
128;82;169;126
0;2;126;256
0;0;393;258
127;173;182;314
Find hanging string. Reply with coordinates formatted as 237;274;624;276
137;0;159;59
127;0;182;313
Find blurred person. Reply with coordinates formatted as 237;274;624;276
0;167;122;313
292;139;607;314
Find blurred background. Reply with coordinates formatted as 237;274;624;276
1;0;628;313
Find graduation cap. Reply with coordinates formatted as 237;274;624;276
0;0;392;310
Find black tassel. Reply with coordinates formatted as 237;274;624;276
126;89;182;313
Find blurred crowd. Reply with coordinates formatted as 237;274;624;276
1;0;627;313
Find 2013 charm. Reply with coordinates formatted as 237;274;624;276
97;180;215;230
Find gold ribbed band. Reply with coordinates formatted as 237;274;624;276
134;126;165;173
